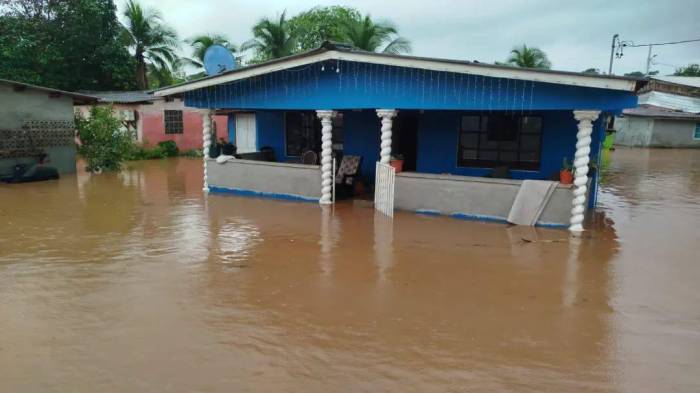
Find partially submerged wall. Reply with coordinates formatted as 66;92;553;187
0;84;77;176
615;117;654;147
394;172;577;227
650;119;700;148
206;158;321;201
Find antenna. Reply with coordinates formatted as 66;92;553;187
203;45;236;76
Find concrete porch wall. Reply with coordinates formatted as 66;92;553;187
394;172;578;227
206;158;321;201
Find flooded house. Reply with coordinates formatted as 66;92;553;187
0;78;96;177
75;91;229;152
154;42;641;231
615;76;700;148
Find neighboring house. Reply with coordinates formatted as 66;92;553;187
154;42;641;230
76;91;228;151
615;76;700;148
0;79;96;176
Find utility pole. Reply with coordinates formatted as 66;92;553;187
608;34;619;75
645;44;656;75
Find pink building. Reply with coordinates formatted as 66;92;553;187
76;91;228;151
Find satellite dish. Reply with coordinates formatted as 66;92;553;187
203;45;236;76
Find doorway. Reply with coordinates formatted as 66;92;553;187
392;111;419;172
235;113;257;153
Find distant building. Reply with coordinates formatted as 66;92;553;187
615;76;700;148
0;79;96;176
75;91;228;152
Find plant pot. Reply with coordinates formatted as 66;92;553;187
560;169;574;184
390;159;404;173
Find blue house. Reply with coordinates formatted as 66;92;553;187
155;42;640;231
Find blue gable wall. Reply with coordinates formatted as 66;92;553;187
185;61;636;112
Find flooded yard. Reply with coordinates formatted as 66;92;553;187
1;148;699;392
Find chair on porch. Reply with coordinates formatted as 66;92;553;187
301;150;318;165
335;155;362;199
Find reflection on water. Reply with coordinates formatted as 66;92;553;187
0;150;698;392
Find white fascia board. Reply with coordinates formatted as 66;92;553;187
154;51;636;96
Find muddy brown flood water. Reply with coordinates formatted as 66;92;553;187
1;148;699;392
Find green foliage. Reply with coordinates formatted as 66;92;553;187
582;68;601;74
0;0;137;91
624;70;658;77
506;44;552;69
341;14;411;54
242;11;296;63
122;0;179;89
288;6;360;51
674;64;700;77
182;149;203;158
128;140;179;160
76;106;135;172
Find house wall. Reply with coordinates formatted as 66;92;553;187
206;158;321;201
615;116;654;147
650;119;700;148
394;172;581;227
140;99;227;151
0;84;77;175
416;110;604;180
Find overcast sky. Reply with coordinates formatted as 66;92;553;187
118;0;700;75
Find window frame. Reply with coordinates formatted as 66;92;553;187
164;110;184;134
283;111;344;157
693;123;700;140
456;113;543;171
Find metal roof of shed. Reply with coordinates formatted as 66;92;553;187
80;90;158;104
0;78;97;104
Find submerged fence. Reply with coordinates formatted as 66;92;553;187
374;162;395;217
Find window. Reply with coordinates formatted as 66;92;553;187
694;123;700;140
458;114;542;170
284;111;343;156
164;110;183;134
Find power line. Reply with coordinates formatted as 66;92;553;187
625;38;700;47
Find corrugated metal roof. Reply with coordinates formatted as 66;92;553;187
154;41;641;96
652;76;700;89
638;91;700;113
0;78;97;103
623;104;700;121
81;91;158;104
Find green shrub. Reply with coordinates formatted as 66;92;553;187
76;106;135;172
182;149;203;158
156;140;179;157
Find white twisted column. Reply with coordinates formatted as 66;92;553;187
570;110;600;232
202;110;213;192
376;109;397;164
316;110;336;204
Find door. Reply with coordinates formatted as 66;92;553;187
235;113;257;153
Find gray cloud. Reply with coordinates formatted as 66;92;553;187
121;0;700;75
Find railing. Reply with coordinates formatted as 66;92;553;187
374;162;395;217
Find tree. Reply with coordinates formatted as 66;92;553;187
0;0;136;91
121;0;179;89
624;70;658;77
185;33;237;70
674;64;700;77
288;6;360;51
242;11;296;62
582;68;601;74
76;106;135;172
341;14;411;54
506;45;551;69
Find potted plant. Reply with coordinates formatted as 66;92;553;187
560;157;574;184
390;154;404;173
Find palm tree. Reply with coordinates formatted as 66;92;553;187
186;34;237;70
241;11;296;62
506;44;551;69
342;15;411;54
121;0;179;89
